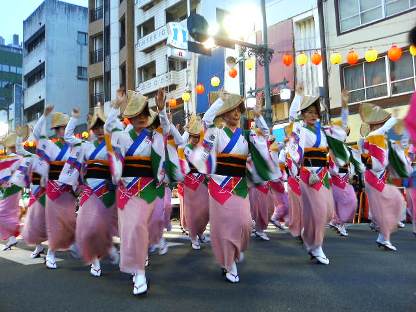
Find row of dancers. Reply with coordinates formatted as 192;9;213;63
0;86;414;296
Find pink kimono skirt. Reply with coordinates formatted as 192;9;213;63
249;185;272;232
332;183;357;224
45;182;77;251
22;188;47;245
0;192;21;240
300;180;334;251
148;196;165;246
209;192;251;271
287;179;303;238
118;195;155;274
75;192;116;264
366;182;403;241
184;182;209;239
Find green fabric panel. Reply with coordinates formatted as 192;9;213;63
388;141;409;178
326;135;349;163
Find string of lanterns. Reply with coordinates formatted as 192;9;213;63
172;44;415;108
282;44;415;67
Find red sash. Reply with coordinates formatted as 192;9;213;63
46;180;71;201
364;170;386;192
116;177;152;209
287;176;301;196
184;173;205;191
255;183;270;194
208;177;241;205
300;167;329;191
331;174;348;189
28;187;46;207
269;181;285;193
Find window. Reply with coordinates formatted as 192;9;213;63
16;67;22;74
25;63;45;88
119;17;126;49
10;66;16;73
24;100;44;122
137;61;156;84
338;0;416;33
1;64;9;72
343;51;416;103
137;18;155;40
26;30;45;54
77;31;88;45
168;58;187;71
390;50;416;94
77;66;88;80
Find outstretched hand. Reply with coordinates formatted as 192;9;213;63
44;105;54;116
156;89;166;111
72;107;80;118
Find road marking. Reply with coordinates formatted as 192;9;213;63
0;244;63;266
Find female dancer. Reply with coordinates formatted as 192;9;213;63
191;91;278;283
105;89;169;295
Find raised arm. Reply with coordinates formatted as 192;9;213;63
202;97;224;128
64;108;82;146
289;84;304;122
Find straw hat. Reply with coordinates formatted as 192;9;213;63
51;112;69;129
269;141;280;152
146;109;159;128
16;125;30;141
360;123;370;137
88;104;106;130
186;115;203;136
298;95;320;112
359;102;391;125
122;90;148;119
4;132;17;148
209;91;245;117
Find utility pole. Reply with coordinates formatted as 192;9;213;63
317;0;330;122
261;0;272;126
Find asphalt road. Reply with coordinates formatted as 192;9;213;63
0;224;415;312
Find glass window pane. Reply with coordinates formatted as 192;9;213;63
340;15;361;32
412;0;416;6
366;84;388;99
364;59;386;86
391;79;415;94
390;52;413;81
361;6;383;24
360;0;382;10
344;64;365;90
350;89;366;102
339;0;359;18
385;0;410;16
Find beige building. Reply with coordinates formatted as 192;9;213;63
323;0;416;141
88;0;135;112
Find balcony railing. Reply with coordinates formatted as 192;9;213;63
90;49;103;64
91;93;104;107
90;6;103;22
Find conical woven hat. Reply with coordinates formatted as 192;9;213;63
146;109;158;128
360;123;370;137
209;91;245;117
298;95;320;112
4;132;17;148
122;90;148;118
51;112;69;129
16;125;30;141
186;115;203;135
359;102;391;125
88;104;106;130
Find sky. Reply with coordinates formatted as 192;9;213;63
0;0;88;45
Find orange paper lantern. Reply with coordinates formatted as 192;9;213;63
282;54;293;66
311;52;322;65
388;44;402;62
196;83;205;95
169;98;177;108
229;68;238;78
347;50;359;65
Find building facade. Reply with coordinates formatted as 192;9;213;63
23;0;88;130
0;42;22;114
8;84;24;130
324;0;416;141
88;0;135;113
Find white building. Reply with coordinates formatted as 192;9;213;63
134;0;258;124
23;0;88;131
